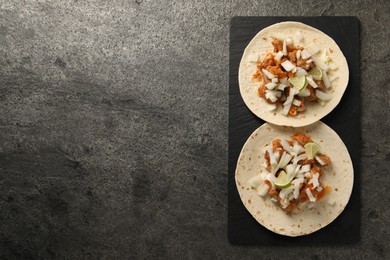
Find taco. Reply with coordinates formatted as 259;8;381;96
239;22;349;127
235;121;353;236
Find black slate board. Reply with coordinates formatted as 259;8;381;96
228;17;360;245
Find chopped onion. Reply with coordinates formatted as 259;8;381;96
292;178;304;199
277;151;293;169
300;164;311;173
265;91;277;103
301;49;312;59
248;53;260;63
283;87;297;106
266;147;277;166
292;142;304;154
265;83;277;90
322;70;331;88
279;186;294;200
282;40;287;55
316;186;323;192
306;59;313;64
315;90;332;101
277;83;288;90
297;88;310;97
296;32;304;42
306;76;318;88
271;197;278;203
308;44;320;55
293;153;307;165
279;77;288;84
285;37;293;45
292;67;297;73
285;164;296;178
268;90;281;98
262;69;275;79
296;49;301;60
315;155;326;166
304;172;312;178
280;139;292;153
265;174;276;189
317;99;326;107
295;67;308;76
257;182;270;196
272;78;279;83
306;188;316;202
309;172;319;188
292;99;301;106
267;104;277;111
248;175;263;189
281;60;296;72
310;56;329;72
274;51;284;61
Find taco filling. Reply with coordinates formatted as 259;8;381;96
253;37;338;116
248;133;332;213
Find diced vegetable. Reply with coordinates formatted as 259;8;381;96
281;60;296;72
265;83;277;90
315;90;332;101
322;70;331;88
262;69;275;79
306;188;316;202
308;44;320;55
306;76;318;89
310;56;329;72
274;51;284;61
301;50;312;59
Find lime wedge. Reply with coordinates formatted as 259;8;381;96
308;67;323;80
288;76;307;91
304;142;321;159
275;170;292;189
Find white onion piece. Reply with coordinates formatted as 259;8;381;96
315;90;332;101
310;56;329;72
306;76;318;89
309;172;319;188
316;186;323;192
257;182;270;196
281;102;292;116
281;60;296;72
267;104;277;111
304;172;312;178
282;40;287;55
322;70;331;88
315;155;326;166
297;88;310;97
292;142;304;154
248;175;263;189
308;44;320;55
306;59;313;64
306;188;316;202
293;153;307;165
295;67;308;76
279;186;294;200
268;90;281;98
285;37;293;45
279;77;288;84
292;99;301;106
283;88;297;106
265;83;277;90
301;50;312;59
277;83;288;90
280;139;292;154
272;78;279;83
265;91;278;102
296;49;301;60
277;152;293;169
262;69;275;79
265;174;276;189
300;164;311;173
292;177;304;199
274;51;284;61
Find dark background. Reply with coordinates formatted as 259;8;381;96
0;0;389;259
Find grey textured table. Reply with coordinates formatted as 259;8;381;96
0;0;389;259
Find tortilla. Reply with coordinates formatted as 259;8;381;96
239;22;349;127
235;121;353;236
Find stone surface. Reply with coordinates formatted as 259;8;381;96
0;0;389;259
